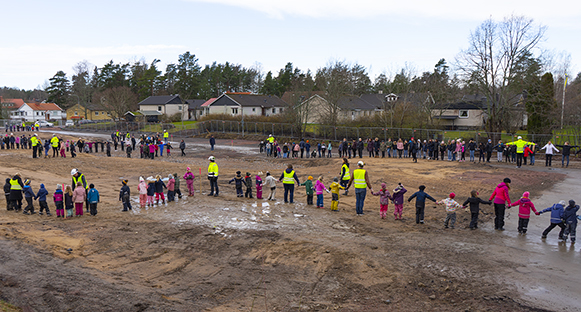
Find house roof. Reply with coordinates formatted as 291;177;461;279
125;111;144;117
138;95;183;105
281;91;326;105
438;95;488;110
26;102;62;111
211;94;288;108
337;96;377;111
185;99;207;110
201;98;217;107
1;98;25;109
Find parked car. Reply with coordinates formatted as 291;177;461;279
65;120;74;127
37;120;54;127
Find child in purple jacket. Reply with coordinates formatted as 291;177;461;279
371;183;393;219
392;183;407;220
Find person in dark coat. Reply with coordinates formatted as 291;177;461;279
562;200;579;243
4;178;12;210
462;190;492;229
180;140;186;156
229;171;246;197
9;174;24;211
209;135;216;151
119;180;132;211
244;172;253;198
407;185;437;224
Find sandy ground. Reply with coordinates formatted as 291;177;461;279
0;131;579;311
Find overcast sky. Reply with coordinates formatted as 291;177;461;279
1;0;579;90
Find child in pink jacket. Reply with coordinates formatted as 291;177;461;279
72;182;86;216
371;183;393;219
509;191;538;234
138;177;147;208
314;176;329;208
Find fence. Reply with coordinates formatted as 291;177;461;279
6;118;580;147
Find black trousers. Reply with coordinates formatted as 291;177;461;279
236;187;243;197
469;212;479;228
516;153;523;167
209;177;219;195
24;197;34;213
518;218;530;233
415;202;425;223
245;187;253;198
545;154;553;166
90;203;98;216
32;145;38;158
307;194;313;205
5;195;11;210
486;151;492;162
283;184;294;203
542;222;565;238
494;203;506;229
175;188;182;198
39;200;49;213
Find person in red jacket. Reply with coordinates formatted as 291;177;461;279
523;145;533;165
509;191;538;234
489;177;512;231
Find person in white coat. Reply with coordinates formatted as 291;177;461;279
540;141;559;167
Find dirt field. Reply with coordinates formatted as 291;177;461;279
0;132;570;311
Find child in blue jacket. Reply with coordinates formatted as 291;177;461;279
23;179;36;215
35;183;50;216
87;183;100;216
538;200;566;240
563;200;579;243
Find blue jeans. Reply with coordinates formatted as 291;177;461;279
211;144;215;151
316;194;324;207
530;155;535;165
562;155;570;166
355;188;367;215
470;150;475;161
447;150;452;160
387;147;391;157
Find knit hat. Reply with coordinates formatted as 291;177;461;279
122;179;128;185
559;200;566;206
186;167;191;171
503;178;511;184
246;172;251;176
449;192;455;199
419;185;426;191
40;184;45;188
381;182;386;189
236;171;241;175
308;176;313;180
24;179;30;185
523;191;530;198
570;200;576;206
56;184;62;190
333;177;338;182
139;177;144;182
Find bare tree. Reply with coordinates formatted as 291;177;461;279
456;15;546;134
98;87;138;120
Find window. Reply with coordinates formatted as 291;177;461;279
95;111;99;116
459;110;469;118
232;108;238;115
75;111;78;116
178;105;182;111
158;106;162;111
279;108;283;113
252;108;256;112
272;108;276;114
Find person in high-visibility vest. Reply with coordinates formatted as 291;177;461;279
71;168;89;212
340;158;351;195
207;156;219;196
34;122;39;131
163;130;169;143
278;164;300;204
50;134;59;157
30;134;39;158
347;161;373;215
505;136;535;168
9;173;24;211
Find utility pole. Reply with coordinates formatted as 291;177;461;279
561;74;568;130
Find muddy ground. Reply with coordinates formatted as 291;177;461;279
0;132;574;311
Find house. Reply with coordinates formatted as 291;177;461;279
186;99;208;120
138;95;188;121
66;103;113;121
336;95;380;120
432;95;488;130
10;101;64;122
206;93;287;116
1;97;25;119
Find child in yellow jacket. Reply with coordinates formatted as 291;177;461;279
329;177;344;211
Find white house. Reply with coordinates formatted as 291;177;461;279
11;101;64;122
206;93;287;116
138;95;188;121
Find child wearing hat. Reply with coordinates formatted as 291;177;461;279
255;173;263;200
138;177;147;208
154;175;166;205
173;172;182;199
87;183;100;216
300;176;314;205
314;176;330;208
329;177;344;211
229;171;246;197
146;177;156;207
562;200;579;243
371;183;393;219
407;185;437;224
22;179;36;215
64;185;74;218
244;172;253;198
35;183;50;216
120;179;132;211
509;191;538;234
462;190;492;230
183;168;195;197
392;183;407;220
436;193;463;229
53;185;64;217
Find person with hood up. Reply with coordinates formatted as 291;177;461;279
53;185;64;217
244;172;253;198
509;191;538;234
146;177;156;207
255;173;263;200
279;164;300;204
537;200;567;240
371;183;393;219
35;183;50;216
87;183;100;216
562;200;579;243
183;168;195;197
167;174;176;202
489;178;512;231
462;190;492;229
120;180;132;211
22;179;36;215
408;185;437;224
229;171;246;197
4;178;11;211
154;175;166;204
391;183;407;220
138;177;147;208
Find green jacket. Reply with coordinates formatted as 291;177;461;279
173;174;180;189
300;180;314;195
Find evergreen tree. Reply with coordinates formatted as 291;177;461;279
526;72;556;134
46;71;70;106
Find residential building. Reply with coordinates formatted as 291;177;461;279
186;99;208;120
206;93;287;116
138;95;188;121
1;97;25;119
432;95;488;130
10;101;64;122
66;103;113;121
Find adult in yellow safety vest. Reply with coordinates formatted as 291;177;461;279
506;136;535;168
50;134;59;157
267;134;274;144
9;173;24;211
34;122;39;130
71;168;89;212
207;156;219;196
340;158;351;195
347;161;373;215
30;134;39;158
163;130;169;143
278;164;300;204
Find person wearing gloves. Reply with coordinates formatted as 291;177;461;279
509;191;538;234
538;200;566;240
540;141;559;167
489;178;512;231
34;183;50;216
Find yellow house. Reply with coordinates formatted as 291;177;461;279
66;103;113;121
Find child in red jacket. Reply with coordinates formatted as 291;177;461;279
509;191;538;234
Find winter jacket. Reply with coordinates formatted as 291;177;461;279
167;178;175;191
329;182;343;195
119;185;130;200
245;176;253;189
154;179;166;193
229;176;246;188
87;188;100;204
509;197;537;219
372;189;392;205
540;143;559;155
255;176;262;189
392;187;407;205
539;203;565;223
138;181;148;195
438;198;462;213
563;204;579;225
53;189;63;203
300;180;313;195
462;197;492;213
407;191;436;205
4;181;11;196
314;180;328;195
23;185;35;198
147;182;155;196
264;176;277;188
179;141;186;150
72;186;86;203
489;182;511;205
64;193;73;209
556;145;579;156
278;168;300;184
34;185;49;201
